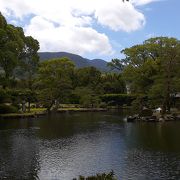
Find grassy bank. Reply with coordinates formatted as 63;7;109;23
0;108;46;119
0;107;108;119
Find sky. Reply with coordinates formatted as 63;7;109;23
0;0;180;61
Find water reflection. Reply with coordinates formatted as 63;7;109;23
0;129;40;179
124;122;180;152
0;111;180;179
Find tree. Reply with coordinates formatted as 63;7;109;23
73;87;100;108
16;36;40;112
0;12;7;28
0;12;24;88
101;73;126;94
107;58;124;71
75;66;101;89
18;36;40;89
36;58;75;111
145;37;180;113
120;37;180;113
101;94;136;107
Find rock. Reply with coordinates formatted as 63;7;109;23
141;117;147;121
176;115;180;121
127;115;136;122
127;112;180;123
159;117;165;122
148;116;157;122
164;114;175;121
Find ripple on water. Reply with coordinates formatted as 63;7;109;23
0;112;180;180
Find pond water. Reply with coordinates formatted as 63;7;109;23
0;111;180;180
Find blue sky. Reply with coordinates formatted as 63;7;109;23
0;0;179;61
99;0;180;60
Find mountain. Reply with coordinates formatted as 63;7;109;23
38;52;110;71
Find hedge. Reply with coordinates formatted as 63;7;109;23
100;94;136;106
0;104;18;114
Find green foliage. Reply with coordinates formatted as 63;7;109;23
0;89;37;112
73;87;100;108
131;95;148;112
36;58;75;110
139;108;153;117
0;89;9;103
0;104;18;114
17;36;40;89
101;73;126;94
107;58;124;71
0;23;24;83
118;36;180;113
0;12;7;28
1;12;179;115
71;70;126;107
74;66;101;89
0;13;39;90
101;94;136;106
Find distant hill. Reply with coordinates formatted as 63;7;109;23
38;52;111;71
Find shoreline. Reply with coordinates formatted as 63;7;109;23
127;113;180;122
0;108;108;119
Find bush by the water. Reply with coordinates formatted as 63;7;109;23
101;94;136;106
0;104;18;114
140;108;153;117
0;89;9;103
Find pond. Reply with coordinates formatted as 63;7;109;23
0;111;180;179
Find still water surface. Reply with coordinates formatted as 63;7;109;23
0;111;180;180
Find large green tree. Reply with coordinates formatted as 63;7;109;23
74;66;101;89
107;58;124;71
16;36;40;112
145;37;180;112
0;13;24;88
117;37;180;113
73;87;100;108
36;58;75;111
19;36;40;89
101;73;126;94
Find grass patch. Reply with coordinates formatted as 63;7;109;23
30;108;47;113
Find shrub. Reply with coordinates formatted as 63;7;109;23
131;95;149;113
0;104;18;114
0;89;9;103
99;102;107;108
101;94;136;106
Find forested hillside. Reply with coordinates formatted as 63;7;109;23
38;52;111;72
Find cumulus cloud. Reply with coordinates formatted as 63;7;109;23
25;16;112;54
94;1;145;32
0;0;158;54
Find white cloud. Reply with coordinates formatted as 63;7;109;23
0;0;159;54
25;16;113;55
94;1;145;32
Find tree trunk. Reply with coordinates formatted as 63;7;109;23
54;99;59;111
47;101;54;113
28;72;32;90
28;101;31;112
22;101;26;113
3;73;9;89
162;59;172;114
